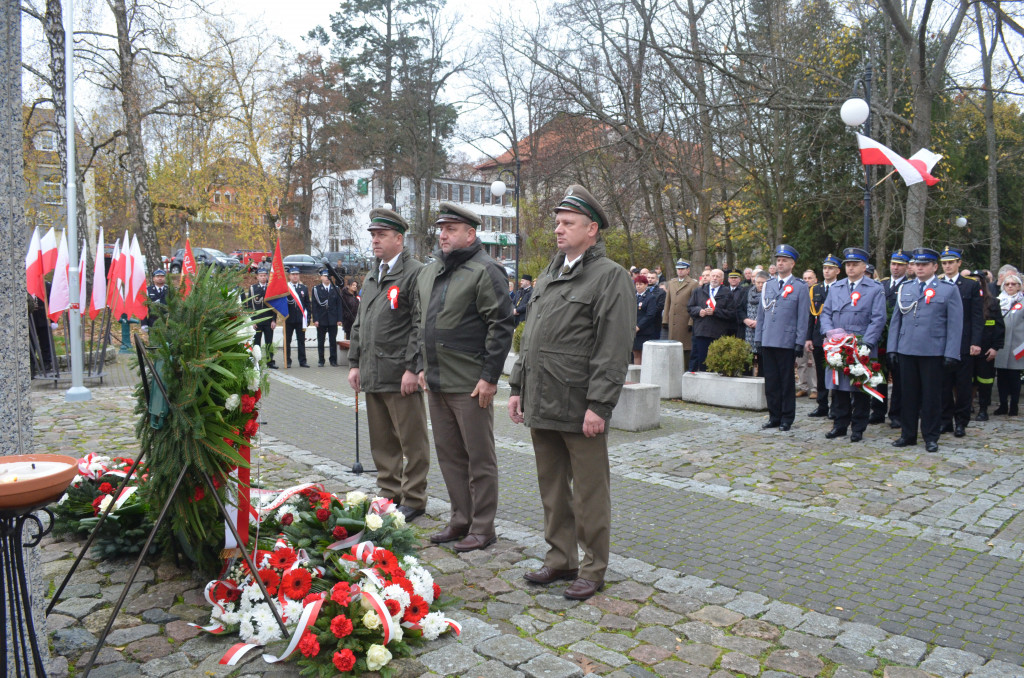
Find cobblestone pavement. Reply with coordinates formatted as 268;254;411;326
30;357;1024;677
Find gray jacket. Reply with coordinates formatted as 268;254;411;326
754;275;810;349
820;277;887;392
995;300;1024;370
886;276;963;361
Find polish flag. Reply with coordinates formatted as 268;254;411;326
128;234;148;319
107;237;125;319
25;227;46;302
856;133;940;186
90;228;106;320
48;231;70;321
76;241;88;316
40;227;58;274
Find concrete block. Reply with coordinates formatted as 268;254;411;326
680;372;767;411
609;383;661;431
503;351;519;376
626;364;641;383
640;340;684;398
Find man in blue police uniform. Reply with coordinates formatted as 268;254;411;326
754;244;810;431
248;267;278;368
819;248;888;442
807;254;841;418
141;269;168;331
887;248;963;452
938;247;984;437
311;269;344;367
882;250;911;428
284;267;311;368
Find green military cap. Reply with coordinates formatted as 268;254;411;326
435;201;482;227
554;184;609;230
368;207;409;234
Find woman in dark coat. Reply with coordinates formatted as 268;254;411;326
974;279;1004;420
633;274;663;364
340;277;360;340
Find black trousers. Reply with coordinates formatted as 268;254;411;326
253;323;273;346
888;359;903;423
831;389;870;433
974;355;996;410
900;355;943;443
812;344;829;410
762;346;796;425
317;324;338;364
996;369;1022;410
690;336;712;372
284;323;307;365
941;353;974;427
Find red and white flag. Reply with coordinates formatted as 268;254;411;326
107;237;126;318
76;241;87;316
40;227;58;274
181;238;198;298
128;234;148;319
856;133;940;186
48;231;70;321
90;228;106;320
25;227;46;302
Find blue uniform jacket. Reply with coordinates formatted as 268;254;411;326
754;275;810;349
820;277;887;391
886;277;963;360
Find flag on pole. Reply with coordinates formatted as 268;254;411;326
77;240;87;316
856;133;940;186
181;238;198;298
90;228;106;320
264;238;304;325
128;234;148;319
48;231;70;321
25;227;46;302
107;237;125;318
40;227;58;274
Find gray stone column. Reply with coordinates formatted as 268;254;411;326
2;1;48;671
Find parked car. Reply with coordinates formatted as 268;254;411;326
229;250;273;272
320;250;369;275
282;254;323;275
169;247;243;273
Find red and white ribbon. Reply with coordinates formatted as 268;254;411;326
352;541;377;563
263;597;324;663
220;643;260;665
388;286;400;310
706;295;716;309
782;284;793;299
1014;341;1024;361
326;529;365;551
188;621;227;634
369;497;395;515
851;291;861;307
356;587;397;645
251;483;325;517
924;287;935;304
113;486;136;510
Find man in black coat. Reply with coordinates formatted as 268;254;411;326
687;268;735;372
807;255;840;418
285;267;311;367
939;247;984;437
311;269;344;366
727;270;748;337
248;267;277;368
141;269;169;331
512;275;533;326
882;250;911;428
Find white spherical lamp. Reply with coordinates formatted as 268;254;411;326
490;180;507;198
840;98;870;127
955;216;968;228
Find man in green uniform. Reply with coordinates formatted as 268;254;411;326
508;185;635;601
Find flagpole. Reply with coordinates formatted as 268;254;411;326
64;0;91;402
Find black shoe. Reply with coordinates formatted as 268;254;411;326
868;414;886;425
300;363;310;368
318;361;325;367
762;421;781;429
1011;406;1019;416
808;407;829;418
954;425;966;438
329;361;338;367
940;422;954;434
889;419;901;429
892;437;916;447
851;432;863;442
267;361;278;369
976;410;989;422
994;405;1008;415
779;423;792;431
925;441;939;453
825;427;847;439
396;505;425;522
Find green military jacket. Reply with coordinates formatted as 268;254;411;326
417;240;514;393
509;241;635;432
347;250;423;392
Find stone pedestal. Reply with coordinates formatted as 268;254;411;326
609;383;661;431
680;372;767;411
626;364;641;383
503;351;518;376
640;340;683;399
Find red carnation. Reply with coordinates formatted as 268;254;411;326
240;394;256;414
332;526;348;540
257;568;280;596
281;568;312;600
433;582;441;600
872;362;881;371
91;495;105;515
316;508;330;522
331;582;352;606
243;417;259;438
280;513;294;526
254;389;262;403
193;486;205;502
330;614;354;639
843;367;851;375
402;595;429;624
332;649;356;672
268;547;297;570
302;593;322;607
297;631;319;657
384;598;401;616
99;482;114;495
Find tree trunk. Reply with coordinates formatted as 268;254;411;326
110;0;159;274
976;4;1000;270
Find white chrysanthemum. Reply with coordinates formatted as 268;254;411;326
251;344;262;362
365;513;383;531
256;622;282;645
246;369;261;392
345;491;367;506
868;375;883;387
239;618;256;642
858;345;871;356
283;600;303;620
366;644;392;671
225;394;241;411
420;612;448;640
243;582;265;605
250;603;276;627
401;555;419;569
382;585;410;612
362;609;381;629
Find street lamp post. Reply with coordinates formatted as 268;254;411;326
489;158;521;281
841;63;873;253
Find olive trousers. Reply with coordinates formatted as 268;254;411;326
366;391;430;511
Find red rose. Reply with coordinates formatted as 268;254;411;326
281;568;313;600
280;513;294;526
297;631;319;657
257;568;280;596
384;598;401;616
872;362;881;371
332;649;356;672
332;526;348;540
193;486;205;502
316;508;330;522
330;614;353;638
255;389;262;403
99;482;114;495
843;367;851;375
331;582;352;606
243;417;259;438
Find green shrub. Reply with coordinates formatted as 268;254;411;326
512;322;525;353
705;336;752;377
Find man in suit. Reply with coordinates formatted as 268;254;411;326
248;267;278;368
311;269;344;366
807;255;840;417
512;275;533;326
663;260;698;368
888;248;963;453
819;248;888;442
882;250;911;428
687;268;735;372
141;269;169;332
508;185;634;601
727;269;748;338
284;267;310;368
348;208;429;522
797;268;820;397
754;245;810;431
938;247;984;437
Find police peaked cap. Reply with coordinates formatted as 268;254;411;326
940;246;962;261
890;249;910;264
911;247;940;262
842;247;870;264
774;244;799;261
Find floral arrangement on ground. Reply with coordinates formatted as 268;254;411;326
824;329;885;400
